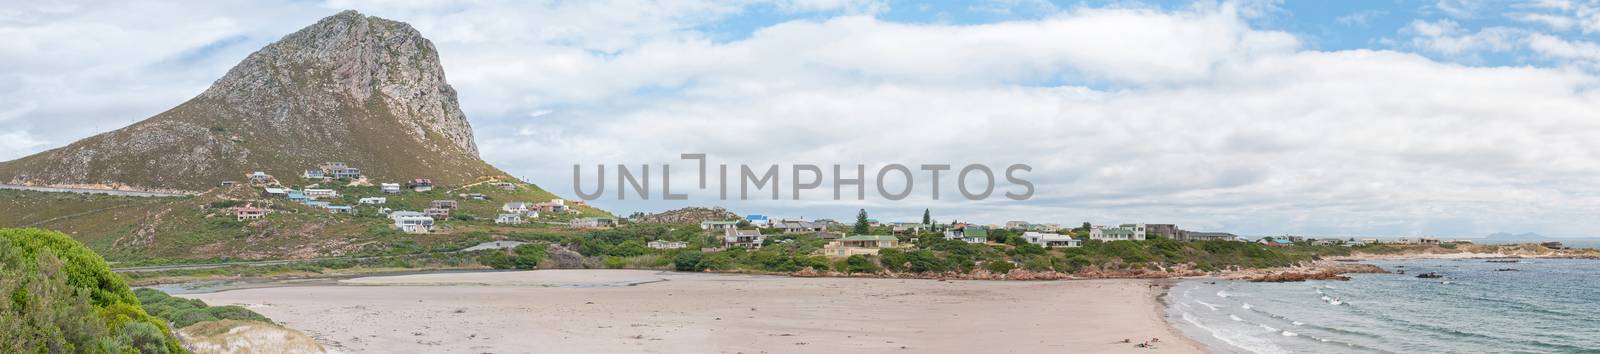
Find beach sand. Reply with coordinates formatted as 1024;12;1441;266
184;270;1201;353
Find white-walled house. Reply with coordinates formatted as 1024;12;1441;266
648;240;688;249
1023;232;1080;248
701;220;737;230
502;202;529;214
495;213;525;225
358;197;387;204
304;188;338;199
389;211;434;234
380;183;402;194
1089;224;1146;241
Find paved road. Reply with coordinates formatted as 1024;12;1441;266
1;184;193;197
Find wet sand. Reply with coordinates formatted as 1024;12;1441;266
184;270;1201;353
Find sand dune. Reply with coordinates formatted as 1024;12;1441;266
184;270;1201;353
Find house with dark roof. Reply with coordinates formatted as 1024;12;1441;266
408;179;434;192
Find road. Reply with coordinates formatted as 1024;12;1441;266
1;184;193;197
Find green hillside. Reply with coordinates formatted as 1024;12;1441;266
0;180;608;262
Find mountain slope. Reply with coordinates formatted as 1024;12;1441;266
0;10;499;191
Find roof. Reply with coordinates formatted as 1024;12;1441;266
701;220;738;225
964;228;989;237
840;235;897;241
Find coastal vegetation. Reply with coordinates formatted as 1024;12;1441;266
133;289;271;328
0;228;185;353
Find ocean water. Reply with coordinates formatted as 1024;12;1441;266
1166;259;1600;353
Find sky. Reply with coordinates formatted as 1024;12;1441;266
3;0;1600;238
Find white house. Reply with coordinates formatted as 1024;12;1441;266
358;197;387;204
648;240;688;249
570;217;616;228
701;220;738;230
1023;232;1080;248
380;183;402;194
389;211;434;234
1090;224;1146;241
723;228;766;248
502;202;529;214
495;213;525;225
304;189;338;199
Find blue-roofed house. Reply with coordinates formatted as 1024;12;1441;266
745;214;771;227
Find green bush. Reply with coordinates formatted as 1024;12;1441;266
843;255;881;274
134;288;272;328
602;256;627;269
878;248;909;272
673;251;705;271
0;228;185;353
985;260;1016;274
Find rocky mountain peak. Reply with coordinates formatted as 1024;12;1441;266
202;10;477;156
0;10;501;191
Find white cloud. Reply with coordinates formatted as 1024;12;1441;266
1336;10;1387;26
1527;33;1600;65
1404;20;1520;56
1435;0;1485;19
1509;12;1577;31
6;0;1600;236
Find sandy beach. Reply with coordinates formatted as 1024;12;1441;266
183;270;1201;353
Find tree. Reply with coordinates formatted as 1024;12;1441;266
921;209;931;225
854;209;870;235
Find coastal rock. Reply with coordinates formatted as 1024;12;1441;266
546;244;586;268
630;207;742;224
1240;263;1388;283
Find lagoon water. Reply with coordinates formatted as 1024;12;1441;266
1167;259;1600;353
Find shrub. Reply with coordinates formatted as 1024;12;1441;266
602;256;627;269
673;251;704;271
985;260;1016;274
477;252;515;269
878;248;909;272
843;255;881;274
905;250;949;273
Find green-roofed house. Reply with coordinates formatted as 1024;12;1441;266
944;224;988;244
